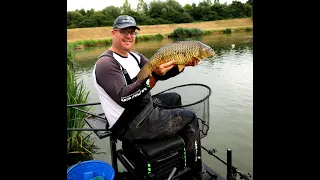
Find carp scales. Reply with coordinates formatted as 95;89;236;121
137;40;215;87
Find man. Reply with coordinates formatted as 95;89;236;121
93;15;203;179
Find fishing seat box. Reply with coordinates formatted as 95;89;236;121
122;135;187;180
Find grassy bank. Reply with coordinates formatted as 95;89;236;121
68;18;252;41
67;26;252;50
68;33;165;49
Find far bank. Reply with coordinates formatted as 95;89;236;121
67;18;252;42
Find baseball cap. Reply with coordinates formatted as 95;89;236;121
113;15;140;30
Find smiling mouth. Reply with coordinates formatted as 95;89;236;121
123;39;132;43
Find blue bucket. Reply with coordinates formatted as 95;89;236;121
67;160;115;180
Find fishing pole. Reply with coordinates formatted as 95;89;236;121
67;102;107;122
67;102;109;130
201;146;252;180
67;102;101;108
70;106;107;122
67;128;109;131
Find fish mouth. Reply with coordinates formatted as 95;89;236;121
207;51;215;58
204;51;215;60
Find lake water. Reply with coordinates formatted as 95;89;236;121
72;31;253;178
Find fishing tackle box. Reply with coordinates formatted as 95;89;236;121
121;135;187;180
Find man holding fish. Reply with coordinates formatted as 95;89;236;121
93;15;215;180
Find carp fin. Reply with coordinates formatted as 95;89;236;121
192;57;200;61
149;76;156;88
177;65;185;72
137;63;152;81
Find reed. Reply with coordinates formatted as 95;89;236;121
169;27;203;37
67;48;99;167
67;45;74;69
135;33;163;42
244;27;252;32
224;28;232;34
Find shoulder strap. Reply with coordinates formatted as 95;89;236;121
129;52;142;68
98;54;133;85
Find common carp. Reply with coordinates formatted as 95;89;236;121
137;40;215;87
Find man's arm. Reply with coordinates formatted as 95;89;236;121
95;57;150;108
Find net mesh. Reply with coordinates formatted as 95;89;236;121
152;83;211;139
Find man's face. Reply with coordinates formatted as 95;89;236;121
112;27;137;53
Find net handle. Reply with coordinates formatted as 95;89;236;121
152;83;212;109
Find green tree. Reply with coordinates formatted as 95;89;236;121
101;6;121;19
148;1;166;19
184;4;192;13
78;19;97;28
67;11;84;28
85;8;96;17
121;0;132;14
100;6;121;26
166;0;184;13
197;2;217;21
91;12;109;27
66;0;252;29
137;0;147;14
229;1;247;18
246;0;253;6
76;8;86;16
211;3;227;19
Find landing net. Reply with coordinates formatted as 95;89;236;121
152;83;212;139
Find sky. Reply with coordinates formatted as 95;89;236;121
67;0;248;12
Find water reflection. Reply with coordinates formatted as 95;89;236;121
73;32;253;77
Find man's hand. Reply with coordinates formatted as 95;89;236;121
185;58;200;67
153;60;176;76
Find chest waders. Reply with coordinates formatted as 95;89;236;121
98;52;154;138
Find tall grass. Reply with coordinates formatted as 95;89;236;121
169;27;203;37
224;28;232;34
68;39;113;49
67;45;74;69
168;27;252;37
244;27;253;32
67;33;163;50
67;48;99;167
135;33;163;42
